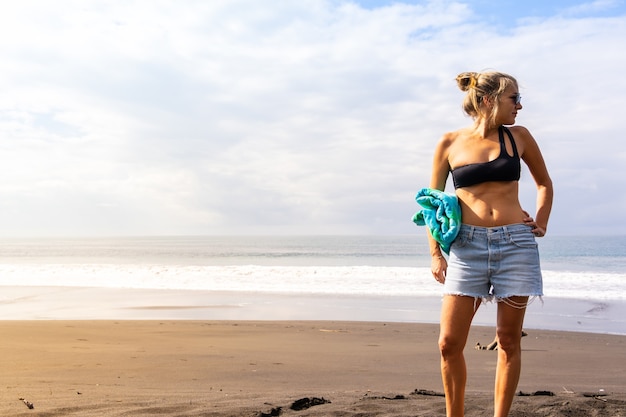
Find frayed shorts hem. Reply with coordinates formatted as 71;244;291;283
442;293;543;308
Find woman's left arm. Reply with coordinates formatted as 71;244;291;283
515;126;554;235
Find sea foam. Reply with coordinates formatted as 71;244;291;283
1;264;624;301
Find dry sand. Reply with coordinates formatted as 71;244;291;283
2;320;625;416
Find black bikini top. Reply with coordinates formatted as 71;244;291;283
451;126;521;189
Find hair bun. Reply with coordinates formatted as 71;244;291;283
456;72;479;92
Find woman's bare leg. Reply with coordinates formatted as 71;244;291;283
493;296;528;417
439;295;479;417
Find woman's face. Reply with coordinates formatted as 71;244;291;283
495;84;522;126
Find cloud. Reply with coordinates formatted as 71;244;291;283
0;0;624;236
561;0;622;16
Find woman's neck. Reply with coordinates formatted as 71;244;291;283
472;119;499;138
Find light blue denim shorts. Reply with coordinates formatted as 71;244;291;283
444;223;543;301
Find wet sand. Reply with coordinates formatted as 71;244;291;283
2;286;625;336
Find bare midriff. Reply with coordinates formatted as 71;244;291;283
455;181;525;227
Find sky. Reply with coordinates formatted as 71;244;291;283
0;0;625;237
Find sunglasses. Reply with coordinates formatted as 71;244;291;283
512;93;522;105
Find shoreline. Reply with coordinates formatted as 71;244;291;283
1;286;625;335
2;320;625;416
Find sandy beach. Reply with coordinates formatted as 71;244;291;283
2;320;625;416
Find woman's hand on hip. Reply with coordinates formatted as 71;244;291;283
522;210;545;237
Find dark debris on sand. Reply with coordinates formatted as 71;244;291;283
258;397;331;416
290;397;331;411
412;388;445;397
517;390;555;396
258;406;282;417
362;393;407;401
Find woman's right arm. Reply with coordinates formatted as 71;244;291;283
428;134;453;284
515;126;553;236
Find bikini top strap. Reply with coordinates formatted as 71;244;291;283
498;126;519;157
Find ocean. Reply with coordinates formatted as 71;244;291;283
1;235;625;334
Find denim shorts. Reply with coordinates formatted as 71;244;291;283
444;223;543;301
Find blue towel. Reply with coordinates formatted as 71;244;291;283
412;188;461;254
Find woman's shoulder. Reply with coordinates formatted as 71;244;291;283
433;129;466;162
507;125;540;155
439;127;470;144
507;125;532;137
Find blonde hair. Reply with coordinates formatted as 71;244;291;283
456;71;518;127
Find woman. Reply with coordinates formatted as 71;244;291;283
428;71;553;417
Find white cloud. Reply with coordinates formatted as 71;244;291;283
0;0;624;236
561;0;621;16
